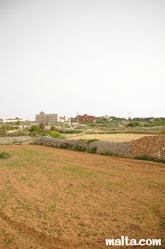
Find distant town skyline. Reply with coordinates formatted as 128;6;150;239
1;0;165;120
2;111;165;122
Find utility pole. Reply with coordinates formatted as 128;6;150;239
127;112;131;120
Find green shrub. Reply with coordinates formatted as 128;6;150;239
64;129;82;134
87;147;97;154
126;122;136;127
48;131;63;138
126;121;142;127
144;120;165;127
29;125;42;132
0;152;11;159
60;143;72;149
73;145;86;152
134;122;141;126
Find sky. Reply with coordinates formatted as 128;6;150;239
0;0;165;120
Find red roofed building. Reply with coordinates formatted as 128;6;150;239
77;114;95;123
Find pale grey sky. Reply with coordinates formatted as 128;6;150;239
0;0;165;120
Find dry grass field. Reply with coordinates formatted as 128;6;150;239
0;144;165;249
66;134;154;142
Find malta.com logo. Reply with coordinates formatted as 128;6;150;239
105;236;162;247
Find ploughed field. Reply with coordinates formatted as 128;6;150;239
0;145;165;249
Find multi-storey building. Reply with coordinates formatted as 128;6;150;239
77;114;95;123
35;111;58;126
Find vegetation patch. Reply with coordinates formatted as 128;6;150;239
73;145;86;152
59;143;73;150
61;166;97;178
87;147;97;154
134;155;165;164
100;150;113;156
158;129;165;135
48;131;65;139
29;125;65;138
78;138;99;144
0;152;11;159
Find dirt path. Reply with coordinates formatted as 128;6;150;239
0;145;164;249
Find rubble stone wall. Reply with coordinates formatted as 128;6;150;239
0;135;165;160
33;136;165;160
0;136;32;144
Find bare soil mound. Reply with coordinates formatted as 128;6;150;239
131;135;165;160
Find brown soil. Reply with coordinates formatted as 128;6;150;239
0;145;165;249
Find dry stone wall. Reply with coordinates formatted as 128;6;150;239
0;136;32;144
0;135;165;160
88;141;131;157
32;137;132;157
33;136;165;160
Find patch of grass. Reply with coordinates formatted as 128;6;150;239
19;176;28;181
147;180;162;189
61;166;97;178
48;204;56;212
134;155;165;164
48;131;65;139
134;215;145;223
104;180;124;191
147;202;162;217
22;148;40;156
0;152;11;159
21;198;32;211
6;161;27;168
100;150;113;156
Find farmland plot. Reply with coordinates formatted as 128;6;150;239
66;133;154;142
0;145;165;249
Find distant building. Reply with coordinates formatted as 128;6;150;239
77;114;95;123
35;111;58;126
58;115;71;126
4;118;26;123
